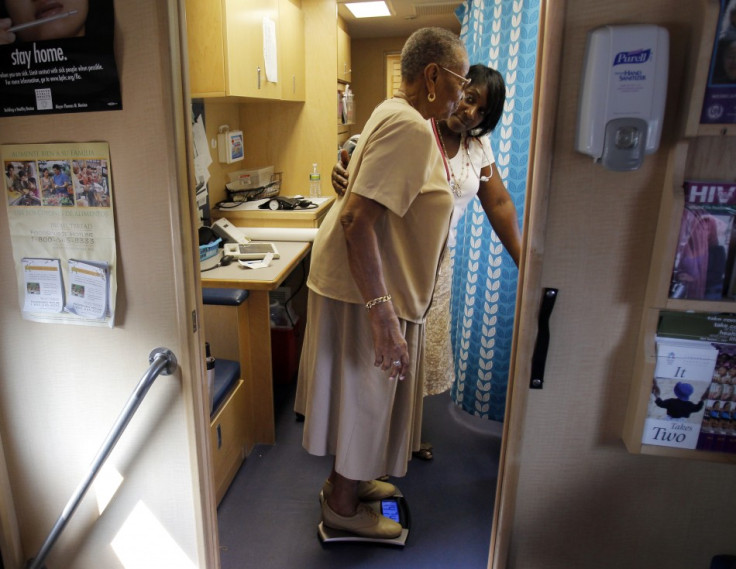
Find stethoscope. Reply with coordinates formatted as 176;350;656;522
463;134;492;183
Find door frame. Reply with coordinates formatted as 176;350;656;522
172;0;569;567
488;1;566;567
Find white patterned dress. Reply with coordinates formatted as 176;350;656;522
423;133;494;396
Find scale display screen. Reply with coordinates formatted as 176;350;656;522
381;499;400;523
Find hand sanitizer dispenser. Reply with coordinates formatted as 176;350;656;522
575;25;669;171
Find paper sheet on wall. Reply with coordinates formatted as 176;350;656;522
192;114;212;188
263;17;278;83
65;259;110;319
21;258;64;313
3;142;118;327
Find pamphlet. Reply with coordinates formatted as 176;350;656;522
700;0;736;124
65;259;109;319
669;180;736;300
646;312;736;454
642;337;715;449
21;258;63;313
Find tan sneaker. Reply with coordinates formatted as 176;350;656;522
321;478;397;501
321;501;402;539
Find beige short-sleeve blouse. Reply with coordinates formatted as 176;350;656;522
307;98;453;323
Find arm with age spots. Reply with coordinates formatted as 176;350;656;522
340;193;409;380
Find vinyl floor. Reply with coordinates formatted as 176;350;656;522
217;384;502;569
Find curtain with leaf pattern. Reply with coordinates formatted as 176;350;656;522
450;0;540;421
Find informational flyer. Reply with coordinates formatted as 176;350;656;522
3;142;117;326
66;259;109;319
701;0;736;124
0;0;121;117
21;257;64;313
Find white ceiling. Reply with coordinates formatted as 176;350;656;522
337;0;462;39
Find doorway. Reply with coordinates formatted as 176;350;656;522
179;1;563;568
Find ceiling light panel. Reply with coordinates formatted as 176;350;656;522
345;1;392;18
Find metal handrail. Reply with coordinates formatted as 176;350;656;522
25;347;178;569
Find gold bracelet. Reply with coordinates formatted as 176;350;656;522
365;294;392;310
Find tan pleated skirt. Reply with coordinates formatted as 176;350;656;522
294;291;424;480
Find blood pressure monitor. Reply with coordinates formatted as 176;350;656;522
259;196;316;210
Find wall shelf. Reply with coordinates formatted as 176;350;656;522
622;0;736;464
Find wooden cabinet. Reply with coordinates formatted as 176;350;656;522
279;0;305;101
209;379;247;505
622;0;736;463
186;0;304;101
337;21;351;83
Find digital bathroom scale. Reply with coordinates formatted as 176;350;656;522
317;489;411;547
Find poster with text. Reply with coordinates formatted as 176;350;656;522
701;0;736;124
0;0;121;117
3;142;117;326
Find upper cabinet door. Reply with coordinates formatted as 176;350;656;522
186;0;227;97
337;24;351;83
187;0;282;100
279;0;305;101
225;0;281;99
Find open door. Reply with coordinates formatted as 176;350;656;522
487;1;566;567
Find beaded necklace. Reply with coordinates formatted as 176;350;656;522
436;125;463;198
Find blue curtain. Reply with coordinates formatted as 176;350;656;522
450;0;540;421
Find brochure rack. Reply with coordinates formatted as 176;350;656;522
622;0;736;463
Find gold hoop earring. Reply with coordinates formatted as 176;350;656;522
428;92;436;102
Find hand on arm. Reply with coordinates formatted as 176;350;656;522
340;193;408;380
331;149;350;197
477;163;522;267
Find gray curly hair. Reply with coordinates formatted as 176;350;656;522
400;27;466;81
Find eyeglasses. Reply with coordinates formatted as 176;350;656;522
440;66;471;89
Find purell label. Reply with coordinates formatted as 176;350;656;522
613;49;651;66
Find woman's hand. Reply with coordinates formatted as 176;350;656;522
366;302;409;380
0;19;16;45
332;148;350;197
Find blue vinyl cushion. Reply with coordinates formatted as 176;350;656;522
202;288;249;306
212;358;241;416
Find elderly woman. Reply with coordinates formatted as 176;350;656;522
333;64;522;461
295;27;469;539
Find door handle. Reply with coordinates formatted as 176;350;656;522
530;288;558;389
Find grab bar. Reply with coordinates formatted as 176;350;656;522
26;347;178;569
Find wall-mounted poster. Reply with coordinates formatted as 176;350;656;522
701;0;736;124
0;0;121;117
3;142;118;327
